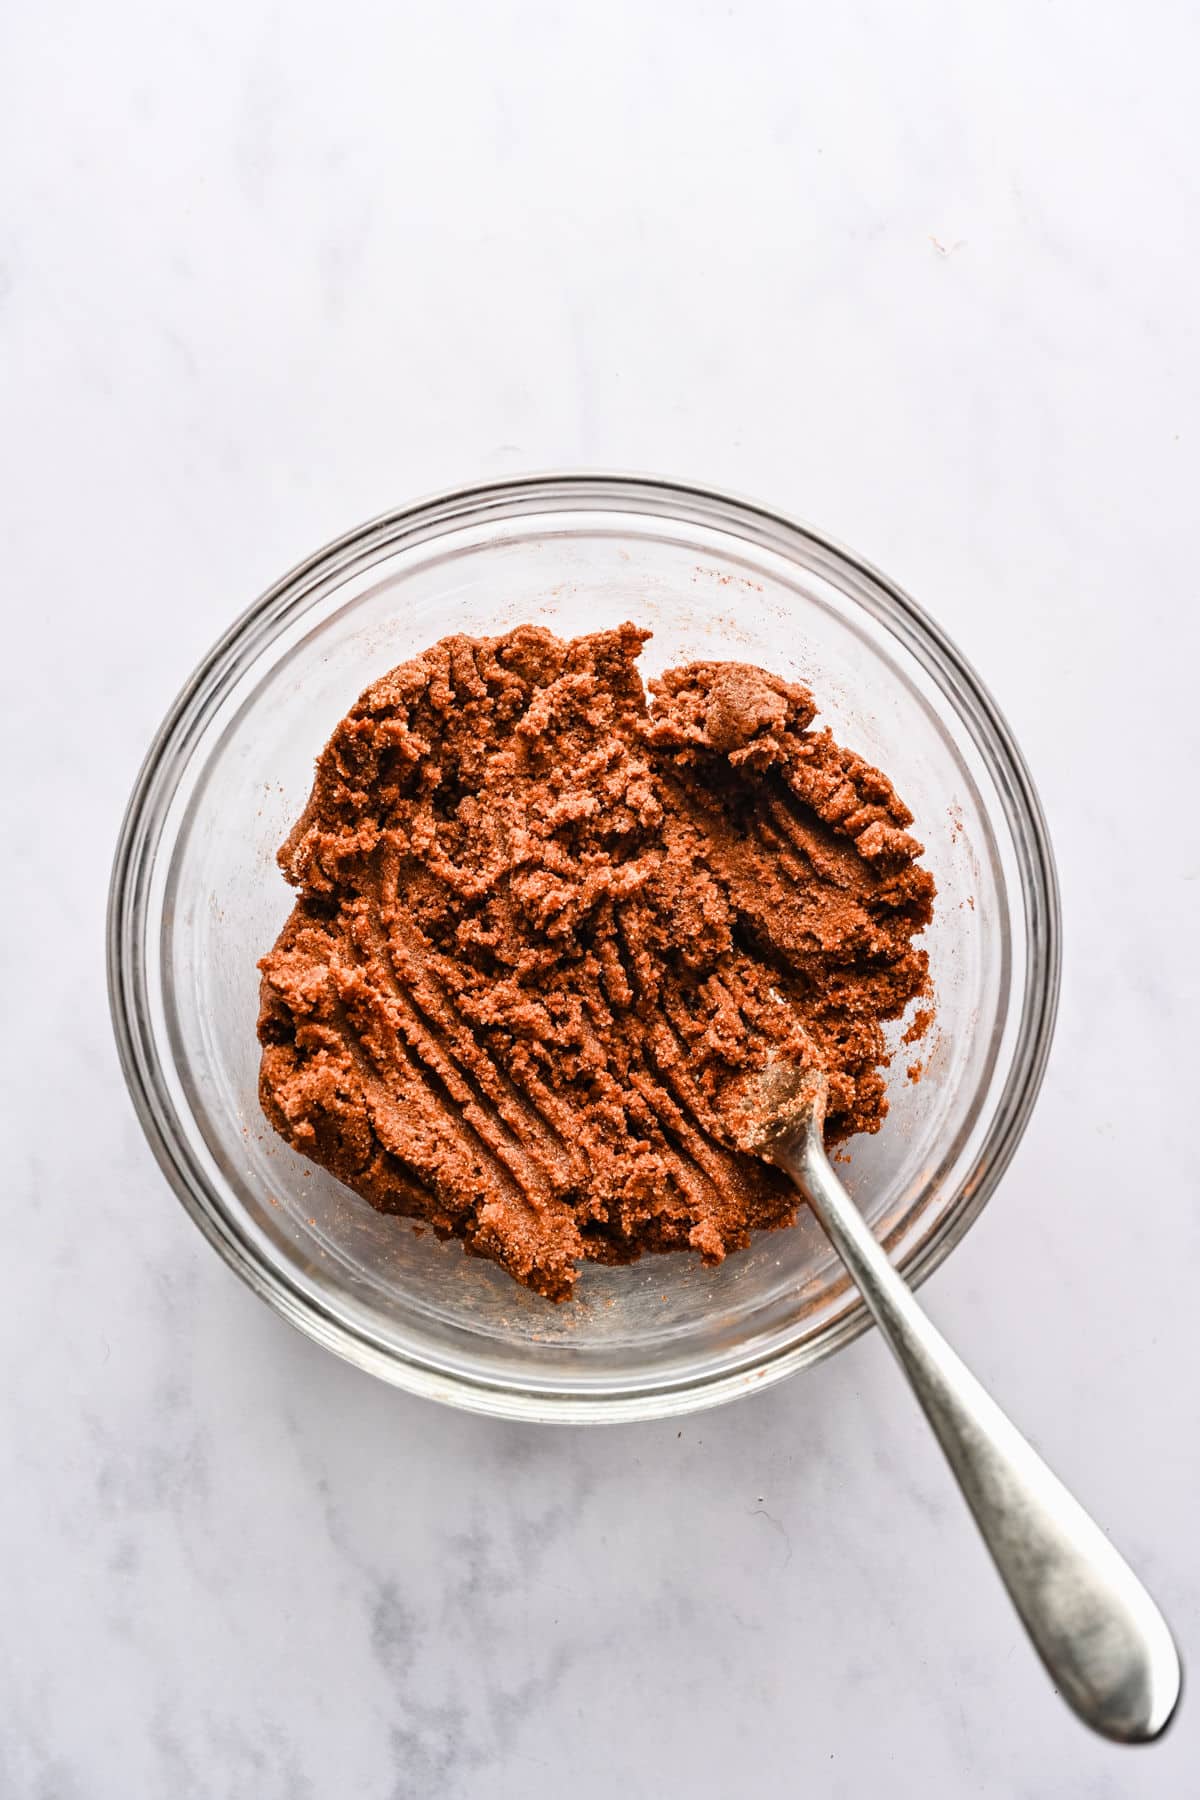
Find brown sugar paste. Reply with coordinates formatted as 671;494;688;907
257;624;934;1299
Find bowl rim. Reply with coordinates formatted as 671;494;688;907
107;471;1061;1423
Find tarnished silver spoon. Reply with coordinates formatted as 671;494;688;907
739;1058;1182;1744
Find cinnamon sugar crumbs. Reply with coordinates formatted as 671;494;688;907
902;1006;934;1046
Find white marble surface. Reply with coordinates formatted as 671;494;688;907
4;1;1199;1792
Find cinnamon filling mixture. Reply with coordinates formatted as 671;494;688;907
257;624;934;1300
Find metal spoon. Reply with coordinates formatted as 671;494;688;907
742;1059;1181;1743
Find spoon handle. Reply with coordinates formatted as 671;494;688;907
777;1130;1181;1743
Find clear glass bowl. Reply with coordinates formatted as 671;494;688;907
108;475;1060;1421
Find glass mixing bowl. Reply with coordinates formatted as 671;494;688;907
108;475;1059;1421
